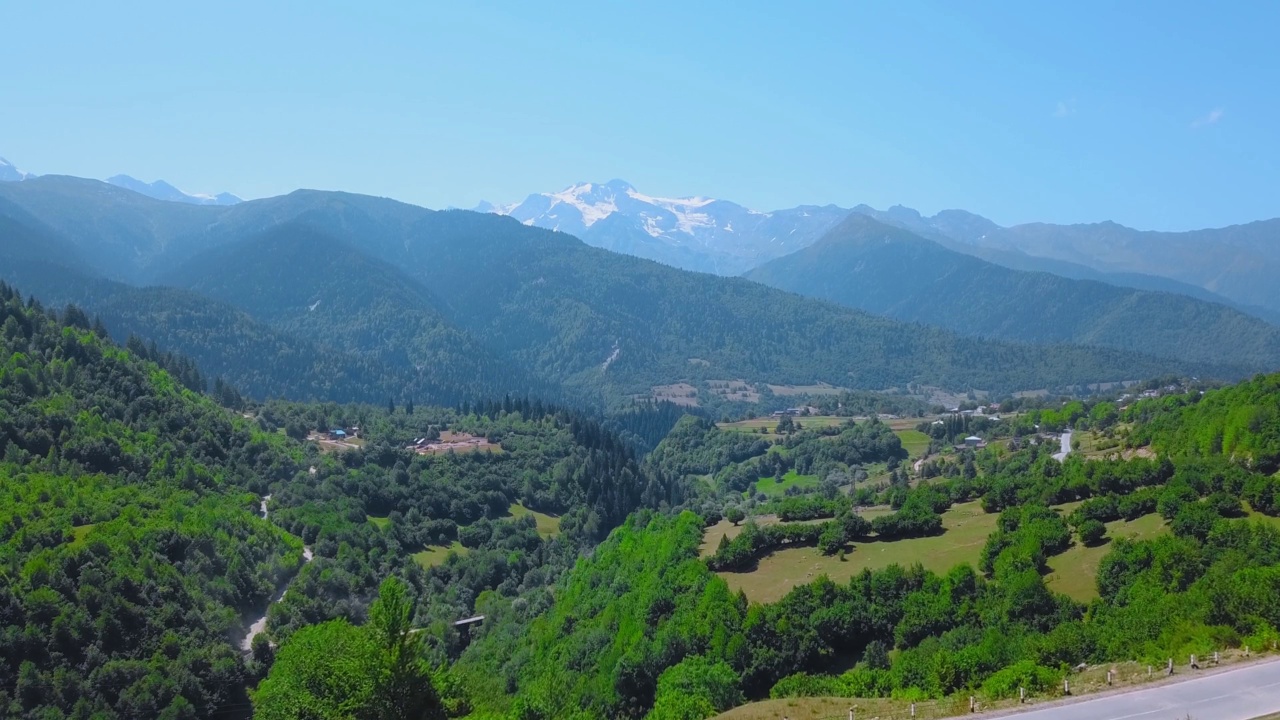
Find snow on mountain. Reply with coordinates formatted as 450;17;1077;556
1;155;240;205
106;175;241;206
481;180;851;274
0;157;33;182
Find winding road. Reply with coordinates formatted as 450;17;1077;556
1003;658;1280;720
239;494;313;653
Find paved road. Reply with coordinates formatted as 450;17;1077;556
1005;658;1280;720
1052;431;1072;462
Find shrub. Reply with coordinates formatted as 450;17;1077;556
1078;519;1107;546
979;660;1059;700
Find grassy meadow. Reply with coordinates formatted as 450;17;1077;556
508;502;562;537
708;499;1179;604
412;541;468;569
712;501;1000;604
747;469;821;498
895;428;932;458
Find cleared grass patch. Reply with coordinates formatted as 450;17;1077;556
716;501;999;604
367;515;391;530
70;524;95;545
412;541;468;569
718;416;847;434
1045;512;1168;601
699;515;831;558
748;470;820;499
508;502;561;537
1246;506;1280;529
895;429;931;459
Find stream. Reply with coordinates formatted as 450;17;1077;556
239;494;313;653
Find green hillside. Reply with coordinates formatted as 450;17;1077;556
746;214;1280;372
0;180;1221;406
0;282;305;717
159;224;553;404
440;373;1280;718
0;281;677;718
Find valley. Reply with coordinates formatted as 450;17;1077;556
3;187;1280;720
6;6;1279;720
3;175;1277;719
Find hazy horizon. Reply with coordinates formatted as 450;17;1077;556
4;1;1277;231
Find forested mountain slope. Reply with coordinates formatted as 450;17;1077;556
0;178;1227;403
444;372;1280;719
0;283;306;717
0;254;491;405
746;215;1280;372
0;175;215;281
1127;373;1280;474
966;219;1280;316
0;281;681;718
159;224;552;403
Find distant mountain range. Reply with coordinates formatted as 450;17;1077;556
481;182;1280;317
0;175;1223;411
480;180;849;275
105;174;241;206
0;153;240;205
746;214;1280;371
0;157;32;182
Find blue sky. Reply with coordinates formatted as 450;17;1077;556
3;1;1275;229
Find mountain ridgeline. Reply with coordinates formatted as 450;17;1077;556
0;176;1221;407
481;180;1280;320
746;214;1280;373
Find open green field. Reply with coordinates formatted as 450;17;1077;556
707;494;1176;605
895;429;932;458
70;524;95;545
715;501;1001;603
508;502;562;537
718;415;847;433
412;541;468;569
366;515;391;530
748;469;820;499
1044;512;1168;600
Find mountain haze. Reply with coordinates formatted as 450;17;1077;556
0;177;1218;404
484;180;850;274
486;182;1279;320
746;215;1280;373
959;220;1280;315
106;174;242;205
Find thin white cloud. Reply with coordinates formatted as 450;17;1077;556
1191;108;1224;128
1053;98;1076;117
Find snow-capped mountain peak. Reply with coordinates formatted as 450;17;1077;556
0;157;33;182
479;181;853;274
106;175;241;206
488;179;736;240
